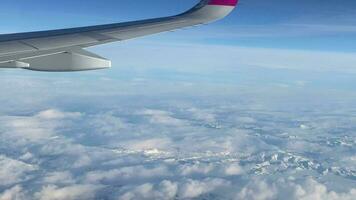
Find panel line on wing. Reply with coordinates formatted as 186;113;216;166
18;40;40;50
81;32;117;42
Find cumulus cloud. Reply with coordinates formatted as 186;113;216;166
34;184;101;200
0;185;27;200
176;162;244;178
42;171;75;185
18;152;35;162
0;109;82;145
85;165;170;184
138;109;186;126
178;163;215;176
237;178;356;200
237;180;277;200
90;112;127;136
218;129;271;154
0;155;37;187
118;178;230;200
0;115;54;143
178;178;231;199
36;140;96;169
119;180;178;200
224;163;243;176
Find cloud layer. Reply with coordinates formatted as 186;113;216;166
0;97;354;200
0;51;355;199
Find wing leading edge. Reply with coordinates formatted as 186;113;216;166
0;0;238;71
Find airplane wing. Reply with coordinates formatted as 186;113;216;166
0;0;238;71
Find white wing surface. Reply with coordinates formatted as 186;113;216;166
0;0;238;71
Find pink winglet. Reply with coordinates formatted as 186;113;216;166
208;0;239;6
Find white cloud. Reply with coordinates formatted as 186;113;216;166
0;109;82;145
0;185;27;200
72;154;92;168
138;109;186;126
119;183;156;200
236;178;356;200
219;129;270;154
157;180;179;200
178;178;231;199
90;112;127;136
36;139;111;169
19;152;35;162
42;171;75;185
293;178;356;200
85;165;170;183
34;184;101;200
300;124;310;130
36;109;82;120
237;180;277;200
187;108;216;123
0;155;37;186
119;178;231;200
224;163;243;176
179;163;215;176
119;180;178;200
0;116;54;143
123;138;173;151
178;162;243;177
